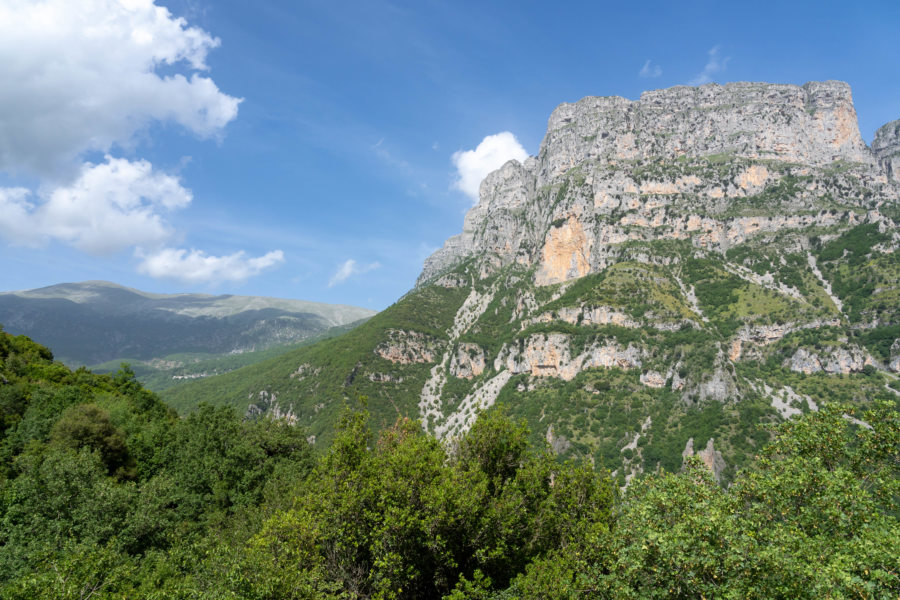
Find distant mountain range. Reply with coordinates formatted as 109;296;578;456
0;281;376;367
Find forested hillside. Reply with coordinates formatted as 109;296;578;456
1;327;897;598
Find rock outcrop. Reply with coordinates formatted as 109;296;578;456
786;345;875;375
420;81;896;288
872;119;900;181
245;390;298;425
375;330;442;364
449;343;486;379
683;437;727;483
494;333;642;381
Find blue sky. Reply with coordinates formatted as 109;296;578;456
1;0;898;310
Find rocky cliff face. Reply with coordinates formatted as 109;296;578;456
421;81;894;286
873;119;900;181
405;80;899;483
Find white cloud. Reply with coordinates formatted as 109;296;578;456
0;0;241;175
452;132;528;203
689;46;730;86
328;259;381;287
639;59;662;78
0;156;191;254
137;247;285;284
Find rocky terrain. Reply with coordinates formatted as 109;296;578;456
166;81;899;485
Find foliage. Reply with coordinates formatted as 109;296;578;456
212;405;616;599
512;401;900;599
161;283;471;444
0;326;897;598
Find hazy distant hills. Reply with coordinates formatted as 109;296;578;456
0;281;376;367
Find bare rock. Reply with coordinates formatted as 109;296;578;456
683;437;727;483
449;343;486;379
495;333;641;381
374;329;443;364
873;119;900;181
787;348;823;374
368;372;404;383
434;273;468;288
417;80;893;291
889;339;900;373
786;344;875;375
546;424;571;455
640;370;666;388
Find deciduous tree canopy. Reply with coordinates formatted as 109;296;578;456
0;327;897;598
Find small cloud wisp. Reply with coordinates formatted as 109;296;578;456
328;259;381;287
689;46;730;86
639;59;662;78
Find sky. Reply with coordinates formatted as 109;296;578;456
0;0;898;311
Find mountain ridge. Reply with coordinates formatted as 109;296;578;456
0;280;376;366
2;280;372;322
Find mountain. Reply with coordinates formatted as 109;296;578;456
165;81;900;484
0;281;376;371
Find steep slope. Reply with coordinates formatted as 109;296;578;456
168;81;900;484
162;283;472;443
0;281;375;366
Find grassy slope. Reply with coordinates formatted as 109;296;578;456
90;319;370;392
162;284;470;444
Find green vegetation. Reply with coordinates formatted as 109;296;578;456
545;261;696;322
158;227;892;483
162;283;471;444
720;173;808;218
1;328;897;598
90;319;369;392
813;224;899;323
859;325;900;362
0;326;317;598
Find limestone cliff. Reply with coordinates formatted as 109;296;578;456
420;81;895;286
873;119;900;181
405;80;899;483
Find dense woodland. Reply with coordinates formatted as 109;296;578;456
0;326;898;598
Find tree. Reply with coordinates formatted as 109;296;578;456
49;403;132;477
557;401;900;599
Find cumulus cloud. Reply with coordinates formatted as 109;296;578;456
0;156;191;254
137;247;285;284
639;59;662;78
689;46;730;86
0;0;241;175
328;259;381;287
452;132;528;203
